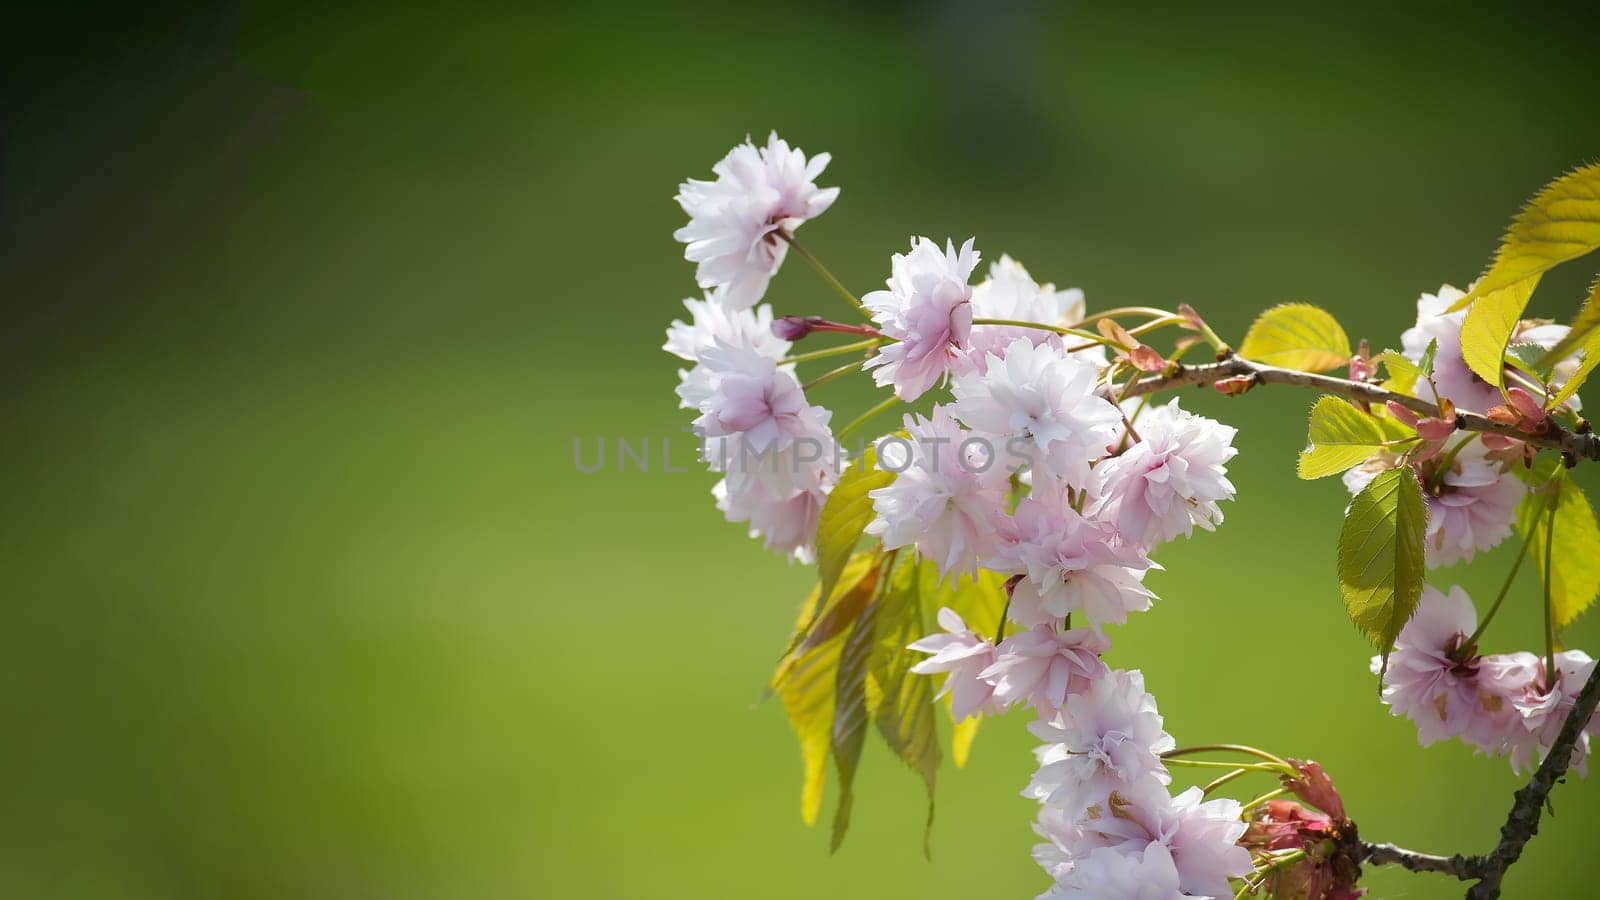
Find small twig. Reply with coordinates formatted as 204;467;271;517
1120;353;1600;462
1359;842;1484;880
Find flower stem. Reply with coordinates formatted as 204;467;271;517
780;338;882;366
1241;786;1290;812
1164;758;1282;773
1201;766;1260;795
776;230;867;315
802;360;864;392
969;317;1121;348
1065;306;1178;327
1163;743;1295;772
1544;497;1558;693
838;395;900;441
1464;533;1534;650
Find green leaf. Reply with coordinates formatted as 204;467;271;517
1379;350;1422;397
1460;279;1534;394
1338;466;1428;661
1238;303;1352;372
1297;395;1413;480
867;557;940;856
951;714;981;768
1536;275;1600;369
771;554;883;826
1550;326;1600;409
1418;337;1439;379
1450;163;1600;313
829;560;891;851
1516;470;1600;630
1452;163;1600;390
813;444;895;624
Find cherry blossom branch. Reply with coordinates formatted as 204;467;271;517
1358;842;1485;879
1120;353;1600;463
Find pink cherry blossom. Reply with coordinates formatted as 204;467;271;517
674;133;838;309
908;607;1000;721
1370;584;1485;746
1026;669;1174;818
983;625;1112;716
990;496;1158;630
863;237;980;400
1040;843;1187;900
1089;399;1238;546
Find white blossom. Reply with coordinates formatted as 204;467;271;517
952;337;1122;489
665;293;790;409
863;237;980;400
1089;399;1237;546
674;132;838;309
1040;843;1186;900
865;406;1009;576
1025;669;1174;818
983;625;1111;716
990;496;1157;630
713;478;829;562
909;607;1000;721
964;255;1096;367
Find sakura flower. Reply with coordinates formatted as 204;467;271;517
1089;399;1238;546
983;625;1112;716
952;337;1122;488
1040;843;1186;900
693;341;837;496
1161;787;1253;899
989;497;1158;630
1401;284;1504;415
1507;649;1596;776
909;607;1000;721
674;132;839;309
865;406;1009;576
964;255;1097;367
712;478;829;562
664;293;790;410
1026;669;1174;818
1369;584;1486;747
863;237;980;400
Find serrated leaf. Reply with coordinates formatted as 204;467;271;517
1418;337;1438;379
1550;326;1600;409
1451;164;1600;389
867;557;940;856
1239;303;1352;372
771;554;883;827
1450;163;1600;312
1537;275;1600;369
1379;351;1422;397
1517;470;1600;630
1297;395;1413;480
1338;467;1427;661
813;444;895;623
1460;279;1534;394
829;561;890;851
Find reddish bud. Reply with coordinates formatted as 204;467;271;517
1126;344;1168;372
1416;418;1456;442
1385;401;1419;427
772;315;818;341
1213;375;1256;396
1349;339;1375;382
1285;758;1347;820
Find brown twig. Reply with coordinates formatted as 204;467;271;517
1121;353;1600;461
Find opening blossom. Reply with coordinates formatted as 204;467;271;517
674;132;838;309
952;337;1123;488
990;496;1158;630
1089;399;1238;546
863;237;980;401
866;406;1009;577
908;607;1001;721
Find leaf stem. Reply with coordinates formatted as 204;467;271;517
777;230;867;315
838;395;900;441
969;317;1118;348
1464;533;1533;650
780;338;884;366
803;360;864;392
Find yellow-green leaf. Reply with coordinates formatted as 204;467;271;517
1297;395;1413;480
829;563;888;851
770;553;881;694
1550;326;1600;409
1451;163;1600;312
951;713;981;768
867;557;940;856
1459;279;1534;394
1239;302;1352;372
1379;351;1422;397
1517;470;1600;630
1338;466;1428;661
1451;163;1600;389
813;444;894;619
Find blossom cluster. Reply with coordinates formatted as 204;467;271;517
1373;583;1598;774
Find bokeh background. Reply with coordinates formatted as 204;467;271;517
5;2;1600;897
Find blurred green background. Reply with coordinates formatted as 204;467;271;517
4;2;1600;897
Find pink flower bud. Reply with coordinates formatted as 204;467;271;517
1385;401;1419;427
1213;375;1256;396
1506;386;1548;425
1416;417;1456;442
771;315;816;341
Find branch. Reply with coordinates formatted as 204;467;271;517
1122;354;1600;462
1463;657;1600;899
1358;842;1484;880
1355;660;1600;897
